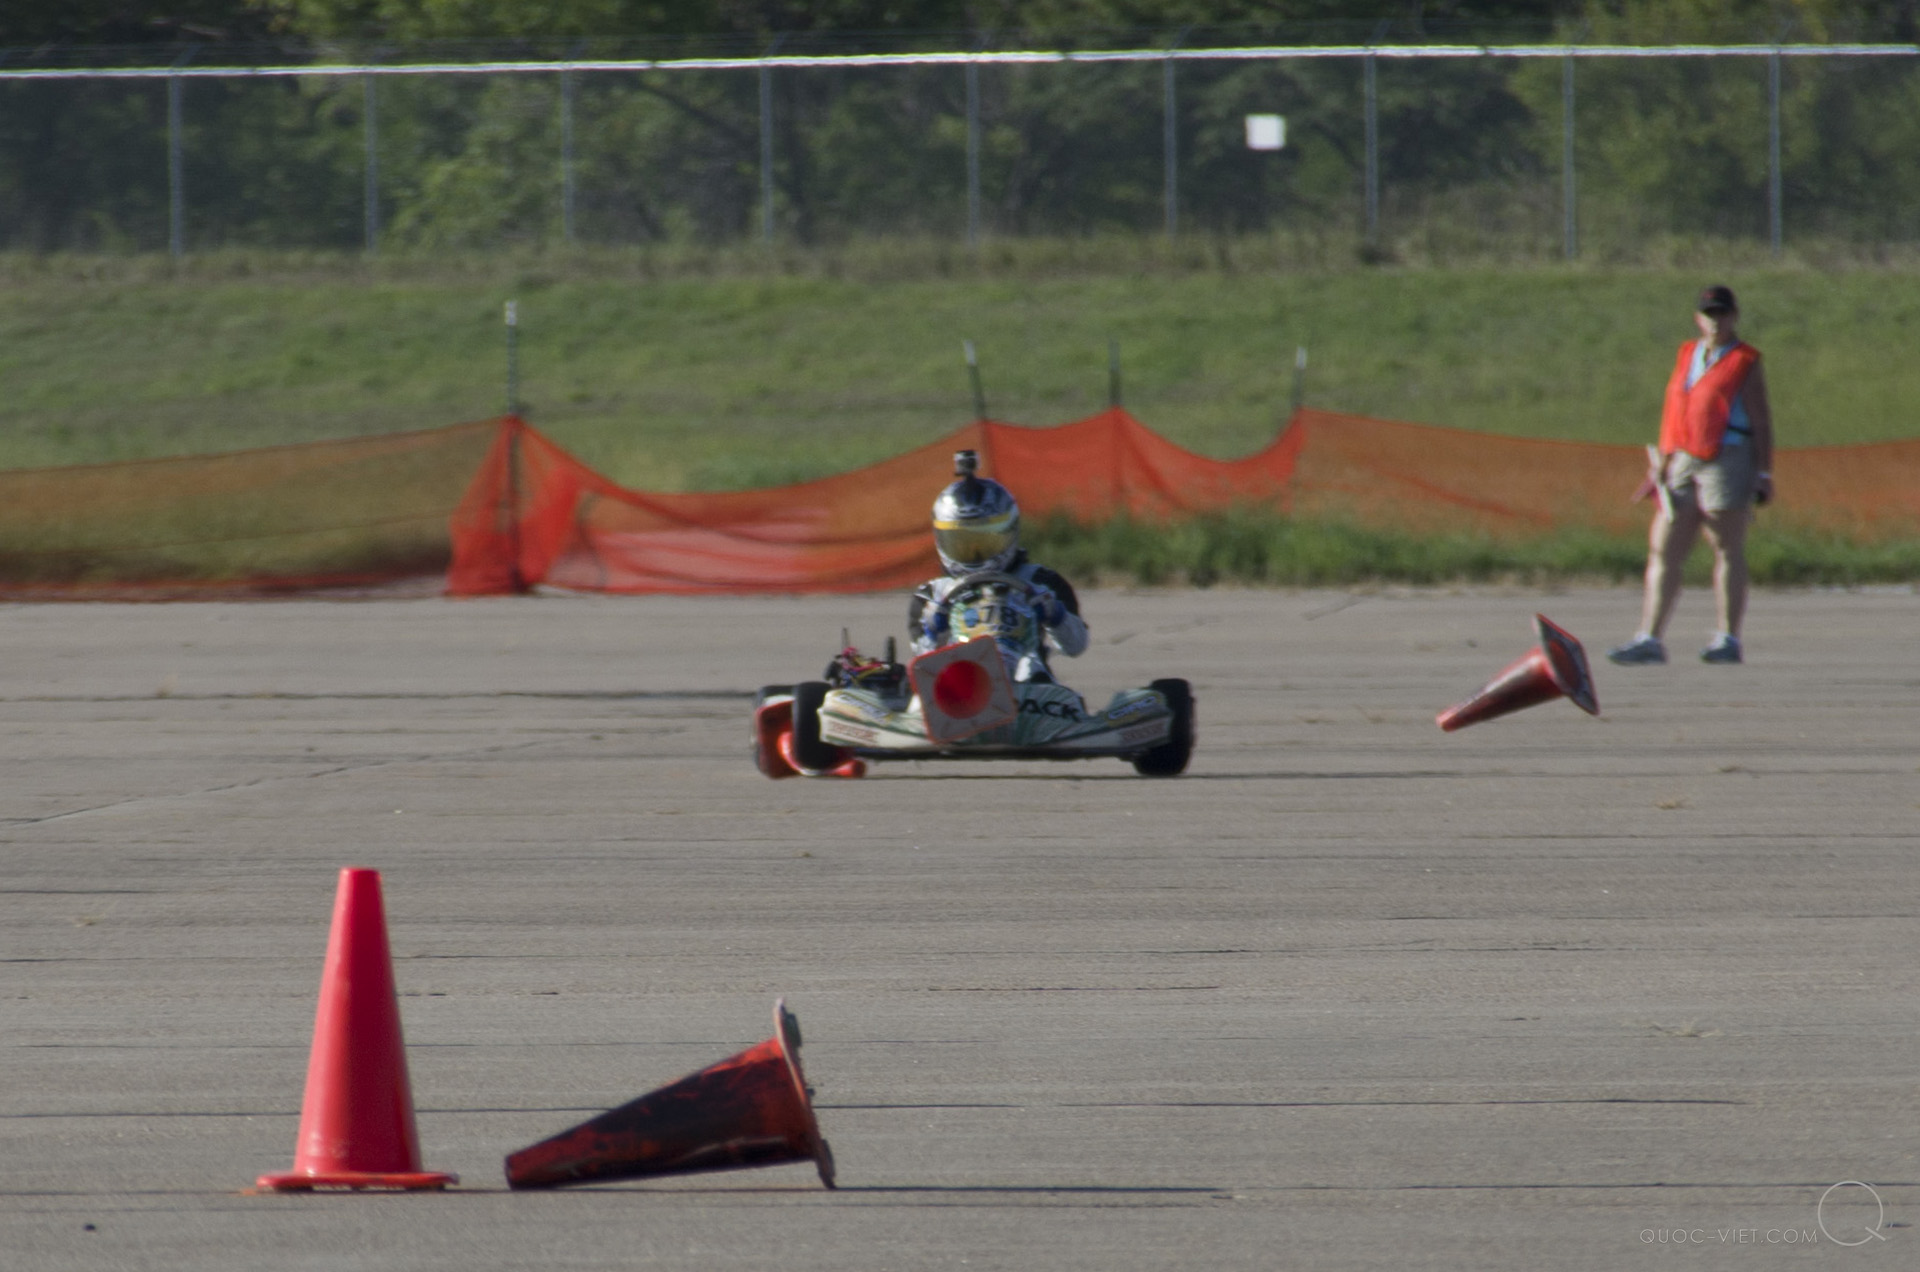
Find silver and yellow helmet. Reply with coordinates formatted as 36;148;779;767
932;450;1020;576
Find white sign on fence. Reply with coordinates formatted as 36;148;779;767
1245;114;1286;150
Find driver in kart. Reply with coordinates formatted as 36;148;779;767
907;450;1088;684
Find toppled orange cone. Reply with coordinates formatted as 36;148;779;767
776;731;866;779
257;868;455;1191
752;696;800;778
1437;614;1600;732
505;998;835;1190
753;691;864;779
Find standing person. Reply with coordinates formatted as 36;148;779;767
1608;285;1774;667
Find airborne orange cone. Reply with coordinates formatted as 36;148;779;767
504;998;835;1190
1437;614;1600;732
256;868;455;1192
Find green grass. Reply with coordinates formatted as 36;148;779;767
1029;511;1920;588
4;240;1916;587
1;239;1917;492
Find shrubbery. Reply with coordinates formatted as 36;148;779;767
4;2;1919;252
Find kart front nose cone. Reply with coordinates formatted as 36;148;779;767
933;659;994;718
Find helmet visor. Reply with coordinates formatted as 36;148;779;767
934;514;1017;567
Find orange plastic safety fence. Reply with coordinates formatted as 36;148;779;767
4;410;1913;600
448;408;1920;597
1282;409;1648;536
0;421;497;600
1766;436;1920;539
446;417;984;596
1274;411;1920;540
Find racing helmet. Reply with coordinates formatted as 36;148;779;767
932;450;1020;576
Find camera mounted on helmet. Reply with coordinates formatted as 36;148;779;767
932;449;1021;576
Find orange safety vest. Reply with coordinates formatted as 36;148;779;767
1659;339;1760;461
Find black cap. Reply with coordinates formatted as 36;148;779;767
1697;284;1737;314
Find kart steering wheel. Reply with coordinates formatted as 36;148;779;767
928;570;1033;622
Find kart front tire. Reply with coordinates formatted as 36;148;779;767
1132;678;1193;777
790;681;847;773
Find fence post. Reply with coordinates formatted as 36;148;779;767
966;57;981;249
363;74;380;254
759;57;775;246
1163;53;1179;238
1768;47;1782;257
167;74;185;257
1562;51;1577;260
504;300;519;415
1363;51;1379;242
964;340;987;420
561;67;577;245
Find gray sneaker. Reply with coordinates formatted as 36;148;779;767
1700;635;1743;664
1606;635;1668;666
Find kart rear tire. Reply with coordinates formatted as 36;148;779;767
789;681;847;773
753;684;792;710
1132;678;1193;777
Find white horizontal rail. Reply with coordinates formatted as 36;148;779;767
1;42;1916;81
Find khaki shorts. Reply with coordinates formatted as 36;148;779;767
1665;444;1756;513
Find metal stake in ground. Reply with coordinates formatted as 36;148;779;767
964;339;988;420
1109;339;1123;409
505;301;520;416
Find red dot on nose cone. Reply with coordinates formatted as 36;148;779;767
933;659;992;718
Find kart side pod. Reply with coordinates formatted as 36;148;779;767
909;636;1019;744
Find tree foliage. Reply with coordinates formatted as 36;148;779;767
2;1;1917;251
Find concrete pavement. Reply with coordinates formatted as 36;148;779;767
1;587;1915;1269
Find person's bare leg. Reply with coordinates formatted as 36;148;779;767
1638;501;1701;639
1701;507;1750;639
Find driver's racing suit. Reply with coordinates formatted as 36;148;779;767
906;551;1089;684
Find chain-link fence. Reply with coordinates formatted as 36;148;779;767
3;38;1918;257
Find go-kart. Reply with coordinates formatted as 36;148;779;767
752;572;1194;779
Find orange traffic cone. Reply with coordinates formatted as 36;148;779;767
776;732;867;779
753;692;865;779
256;868;456;1192
1437;614;1600;732
505;998;835;1190
751;697;800;779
